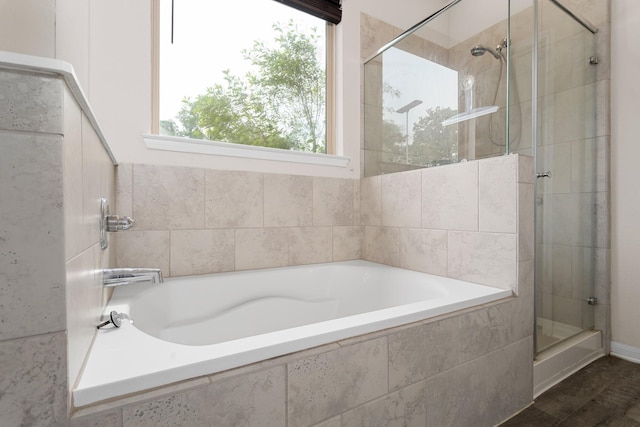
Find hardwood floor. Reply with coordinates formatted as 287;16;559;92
500;356;640;426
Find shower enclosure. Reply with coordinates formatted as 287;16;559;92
533;0;603;353
363;0;609;391
363;0;523;176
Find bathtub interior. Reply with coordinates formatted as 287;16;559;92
74;261;512;407
123;262;465;346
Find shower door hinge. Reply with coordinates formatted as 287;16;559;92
589;56;599;65
587;297;598;306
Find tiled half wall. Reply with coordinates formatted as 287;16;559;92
114;165;362;277
115;154;533;295
361;154;534;292
0;68;115;425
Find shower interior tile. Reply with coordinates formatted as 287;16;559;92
360;14;394;59
570;136;609;194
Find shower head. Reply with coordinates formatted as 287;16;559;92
470;45;502;60
471;38;507;60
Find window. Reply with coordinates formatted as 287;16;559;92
154;0;336;154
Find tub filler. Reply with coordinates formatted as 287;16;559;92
74;260;511;407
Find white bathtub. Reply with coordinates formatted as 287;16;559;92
74;261;511;407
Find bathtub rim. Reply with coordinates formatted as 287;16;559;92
74;261;512;408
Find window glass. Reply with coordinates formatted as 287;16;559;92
159;0;328;153
382;48;459;167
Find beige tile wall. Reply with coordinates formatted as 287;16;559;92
63;86;116;399
362;154;533;292
72;154;534;426
115;164;361;277
0;70;68;426
0;69;115;426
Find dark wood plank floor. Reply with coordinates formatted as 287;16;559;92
500;356;640;426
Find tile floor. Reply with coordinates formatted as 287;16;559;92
501;356;640;426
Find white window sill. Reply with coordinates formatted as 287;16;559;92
143;134;351;168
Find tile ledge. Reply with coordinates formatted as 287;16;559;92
0;50;117;165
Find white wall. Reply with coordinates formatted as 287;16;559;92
0;0;448;179
86;0;447;178
611;0;640;350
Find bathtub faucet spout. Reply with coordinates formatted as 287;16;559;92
103;268;164;287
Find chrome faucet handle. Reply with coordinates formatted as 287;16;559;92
97;311;123;329
106;215;135;231
100;197;136;250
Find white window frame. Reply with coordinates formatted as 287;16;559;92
149;0;344;168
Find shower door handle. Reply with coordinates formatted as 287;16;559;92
536;171;552;179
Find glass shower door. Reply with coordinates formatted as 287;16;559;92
534;0;601;353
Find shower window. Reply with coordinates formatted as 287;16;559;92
376;48;459;168
363;0;522;177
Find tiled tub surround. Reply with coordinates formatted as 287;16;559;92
0;66;115;425
72;269;533;427
71;154;535;425
114;164;362;278
0;64;535;426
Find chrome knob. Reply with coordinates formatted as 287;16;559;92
100;198;136;250
106;215;135;231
